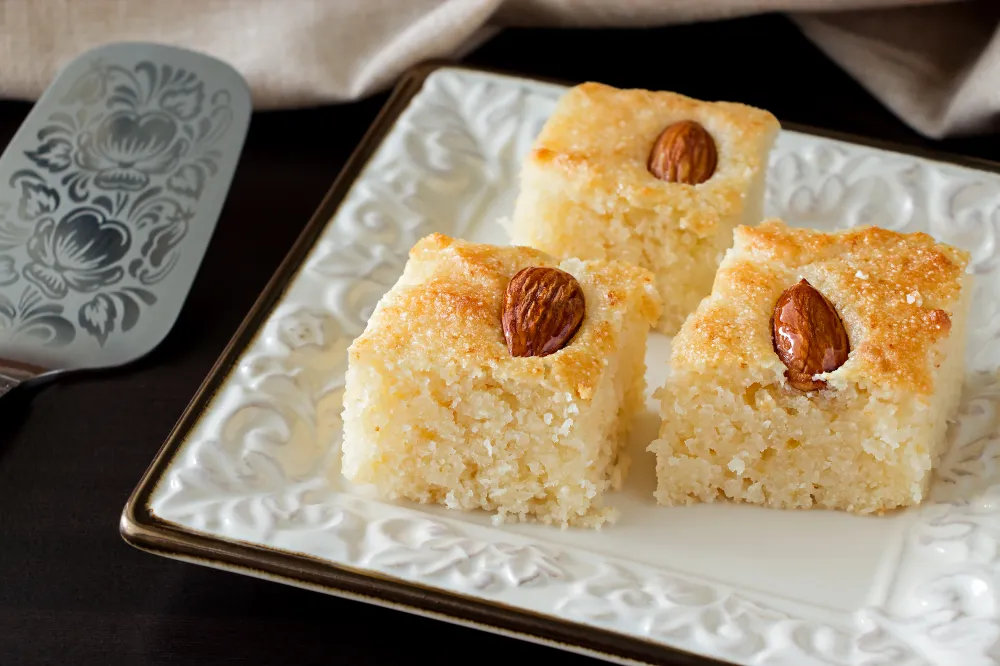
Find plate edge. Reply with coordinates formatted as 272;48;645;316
120;515;718;666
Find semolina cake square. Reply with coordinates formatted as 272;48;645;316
341;233;662;528
508;82;780;335
650;219;972;514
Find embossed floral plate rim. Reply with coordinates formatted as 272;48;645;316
121;61;1000;666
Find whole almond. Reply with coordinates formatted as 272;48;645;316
648;120;718;185
771;279;850;391
502;267;585;357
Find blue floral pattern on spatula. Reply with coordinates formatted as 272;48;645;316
0;57;234;347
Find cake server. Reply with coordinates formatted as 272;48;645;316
0;42;251;398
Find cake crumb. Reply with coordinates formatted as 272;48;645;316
340;233;660;529
507;82;778;335
650;219;971;516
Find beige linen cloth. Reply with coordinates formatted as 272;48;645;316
0;0;998;138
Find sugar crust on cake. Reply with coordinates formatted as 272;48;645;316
519;82;779;236
349;233;662;400
673;219;971;395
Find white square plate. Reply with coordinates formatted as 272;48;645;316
123;64;1000;666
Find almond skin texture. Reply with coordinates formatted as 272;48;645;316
771;279;850;391
502;267;585;357
648;120;718;185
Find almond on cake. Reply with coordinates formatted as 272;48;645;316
340;233;662;528
508;82;780;335
650;219;972;515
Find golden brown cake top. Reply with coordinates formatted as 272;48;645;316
348;233;662;401
525;82;780;236
671;219;972;395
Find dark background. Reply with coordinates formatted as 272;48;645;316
0;14;992;666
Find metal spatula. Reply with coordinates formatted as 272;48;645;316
0;42;251;398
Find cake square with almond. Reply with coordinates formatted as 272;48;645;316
650;219;972;514
508;82;780;335
340;233;662;528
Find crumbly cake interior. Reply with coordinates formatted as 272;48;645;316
341;235;661;528
655;306;967;512
651;220;972;514
511;164;766;335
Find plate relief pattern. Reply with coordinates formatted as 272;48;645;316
151;70;1000;665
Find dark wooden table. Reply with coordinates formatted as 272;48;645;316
1;14;997;666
